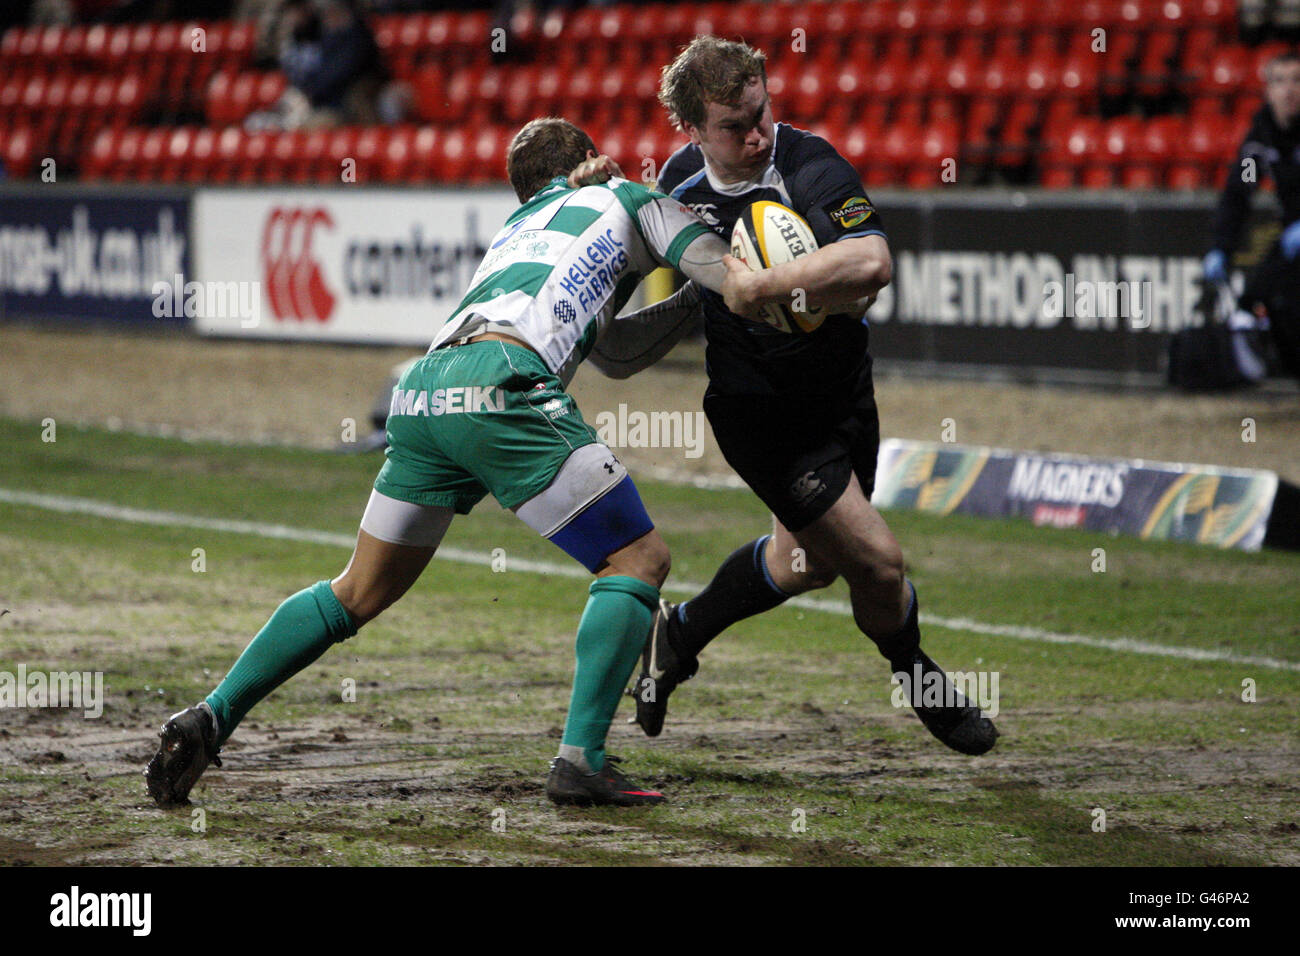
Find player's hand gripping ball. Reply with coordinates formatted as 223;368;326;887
729;201;827;333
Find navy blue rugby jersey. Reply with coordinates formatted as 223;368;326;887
657;122;887;396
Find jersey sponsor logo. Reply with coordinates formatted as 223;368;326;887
827;197;875;231
389;386;506;417
491;218;529;249
687;202;721;226
553;299;577;324
260;207;337;321
555;228;629;311
541;397;570;419
790;471;826;506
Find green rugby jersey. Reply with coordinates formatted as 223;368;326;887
428;175;711;385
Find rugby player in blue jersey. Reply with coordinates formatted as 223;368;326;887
599;38;998;755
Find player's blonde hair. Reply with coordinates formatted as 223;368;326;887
507;117;597;202
658;36;768;132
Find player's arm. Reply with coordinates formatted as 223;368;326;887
1207;121;1265;273
589;281;702;379
625;182;767;309
728;137;894;318
728;234;892;318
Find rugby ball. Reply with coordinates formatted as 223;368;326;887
729;200;827;333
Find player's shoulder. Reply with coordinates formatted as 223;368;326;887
774;122;847;174
657;142;705;196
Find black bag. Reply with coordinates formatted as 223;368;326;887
1167;280;1267;390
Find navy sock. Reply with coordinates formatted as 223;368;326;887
675;536;790;658
875;581;921;668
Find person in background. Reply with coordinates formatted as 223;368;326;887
1203;49;1300;381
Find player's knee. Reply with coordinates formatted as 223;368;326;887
638;538;671;588
846;544;905;602
329;577;386;628
605;532;671;588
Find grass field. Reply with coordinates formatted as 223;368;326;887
1;415;1297;866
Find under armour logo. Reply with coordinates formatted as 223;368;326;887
603;460;616;474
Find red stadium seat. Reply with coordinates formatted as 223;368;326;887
265;129;304;182
1166;163;1207;189
963;0;997;33
1187;0;1236;26
501;65;538;124
1121;161;1161;189
1102;116;1141;159
1059;52;1102;100
857;0;900;34
158;126;193;183
941;52;982;97
353;126;384;182
907;120;961;187
235;130;270;184
378;125;413;182
1186;113;1234;166
212;126;244;182
184;127;217;183
286;128;326;183
1138;115;1184;163
207;71;233;125
1023;53;1062;98
434;127;470;182
1041;166;1076;188
325;127;360;181
256;72;286;111
407;126;438;183
1201;47;1251;95
1042;116;1102;184
83;127;118;180
1;126;36;178
981;54;1026;100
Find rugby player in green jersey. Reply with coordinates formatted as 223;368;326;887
145;118;836;808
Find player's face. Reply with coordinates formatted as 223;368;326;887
1265;61;1300;128
688;77;775;183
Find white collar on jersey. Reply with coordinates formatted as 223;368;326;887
699;123;787;199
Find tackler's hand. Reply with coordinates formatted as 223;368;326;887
567;151;625;188
722;254;765;320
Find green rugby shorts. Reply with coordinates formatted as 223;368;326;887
374;340;600;514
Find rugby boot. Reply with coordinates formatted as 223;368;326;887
890;648;999;756
632;599;698;737
545;756;665;807
145;702;223;807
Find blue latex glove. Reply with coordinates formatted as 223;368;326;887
1202;249;1227;283
1282;220;1300;260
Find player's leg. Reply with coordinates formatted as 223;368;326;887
147;347;472;807
206;505;447;745
793;474;997;755
145;492;452;806
632;389;848;735
452;340;667;804
506;443;667;805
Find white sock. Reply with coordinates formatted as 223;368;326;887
198;701;221;741
557;744;594;774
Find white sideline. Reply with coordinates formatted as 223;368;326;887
2;486;1297;674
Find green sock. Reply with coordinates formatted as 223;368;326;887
560;575;659;773
206;580;356;746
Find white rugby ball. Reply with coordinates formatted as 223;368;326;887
729;200;826;333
